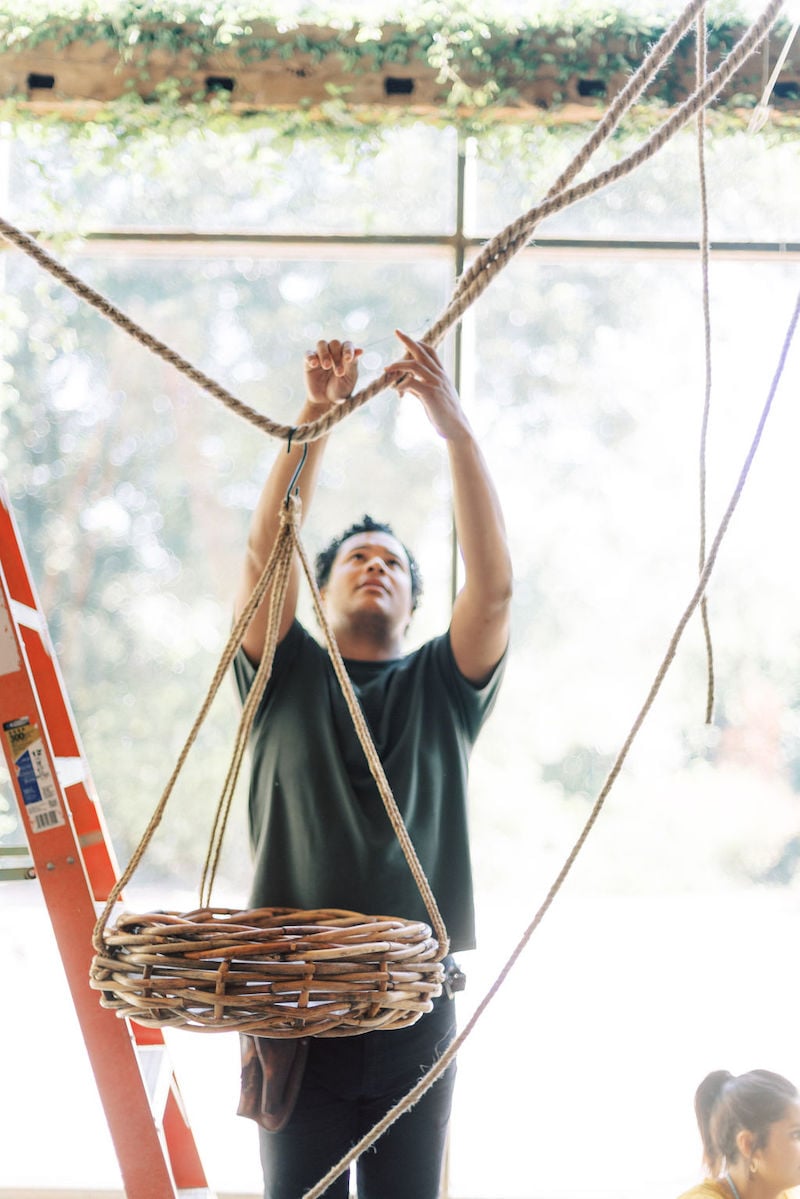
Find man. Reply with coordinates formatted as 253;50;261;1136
234;331;512;1199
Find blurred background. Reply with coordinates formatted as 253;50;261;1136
1;23;799;1194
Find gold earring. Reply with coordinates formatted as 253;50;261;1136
750;1159;758;1176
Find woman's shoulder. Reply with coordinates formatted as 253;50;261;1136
675;1183;729;1199
673;1183;795;1199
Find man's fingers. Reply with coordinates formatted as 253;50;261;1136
306;339;363;376
316;339;334;370
332;339;362;376
305;340;331;371
386;357;436;383
395;329;438;363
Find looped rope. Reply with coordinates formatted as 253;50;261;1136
92;501;297;949
292;504;449;957
0;0;785;450
447;0;710;313
300;284;800;1199
8;0;790;1177
92;494;449;958
422;0;783;354
695;8;716;724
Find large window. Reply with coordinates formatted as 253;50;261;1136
1;114;799;1198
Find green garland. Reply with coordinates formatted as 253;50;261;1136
0;1;797;139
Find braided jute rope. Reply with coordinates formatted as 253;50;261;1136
748;14;800;132
91;495;449;1035
92;504;299;948
696;10;717;725
194;494;448;951
291;505;449;954
198;497;296;908
425;0;784;352
16;0;789;1155
448;0;710;309
301;288;800;1197
0;0;784;448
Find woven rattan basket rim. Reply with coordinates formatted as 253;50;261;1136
89;905;446;1037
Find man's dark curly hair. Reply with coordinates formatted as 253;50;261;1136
314;515;423;612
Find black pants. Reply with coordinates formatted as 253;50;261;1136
259;993;457;1199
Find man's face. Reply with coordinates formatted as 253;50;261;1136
321;531;414;641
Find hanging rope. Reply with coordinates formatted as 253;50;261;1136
93;493;449;958
424;0;783;355
293;517;449;952
0;0;785;449
90;493;449;1036
696;9;716;724
301;285;800;1198
449;0;711;308
4;0;790;1173
748;14;800;132
92;504;299;948
198;498;296;908
196;495;449;949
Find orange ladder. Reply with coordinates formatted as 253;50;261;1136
0;479;215;1199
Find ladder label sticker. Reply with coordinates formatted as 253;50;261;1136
0;610;21;677
3;716;65;833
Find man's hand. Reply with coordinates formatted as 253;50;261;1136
386;329;511;685
305;338;362;407
385;329;469;441
236;335;361;661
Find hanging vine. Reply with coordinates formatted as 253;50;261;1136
0;0;798;141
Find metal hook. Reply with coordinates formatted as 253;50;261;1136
285;434;308;508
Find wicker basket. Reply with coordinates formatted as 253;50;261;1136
89;906;445;1037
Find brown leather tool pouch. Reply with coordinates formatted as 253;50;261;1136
237;1034;310;1132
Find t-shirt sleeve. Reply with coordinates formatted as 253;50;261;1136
430;629;506;740
232;618;306;706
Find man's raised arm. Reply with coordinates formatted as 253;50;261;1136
235;338;361;664
385;331;512;685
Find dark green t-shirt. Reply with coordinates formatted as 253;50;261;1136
233;620;504;952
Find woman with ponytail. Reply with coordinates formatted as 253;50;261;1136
678;1069;800;1199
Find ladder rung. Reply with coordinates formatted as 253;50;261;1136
2;481;212;1186
0;844;35;880
54;754;88;787
9;596;46;634
136;1044;173;1120
0;865;35;880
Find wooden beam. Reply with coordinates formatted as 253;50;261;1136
0;20;797;121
